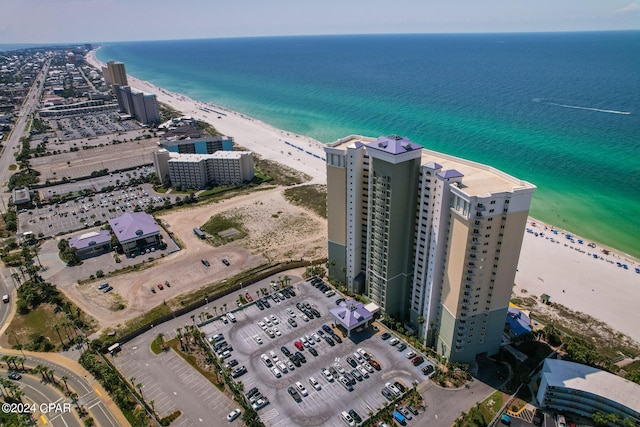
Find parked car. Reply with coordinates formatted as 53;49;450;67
222;258;230;266
201;259;210;267
103;286;114;293
288;386;302;402
226;408;241;421
412;356;424;366
381;332;391;340
7;372;21;380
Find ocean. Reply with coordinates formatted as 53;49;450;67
96;32;640;258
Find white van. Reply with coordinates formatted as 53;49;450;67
2;295;9;304
226;312;236;323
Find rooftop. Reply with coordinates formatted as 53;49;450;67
108;212;160;243
329;300;373;329
326;135;535;196
69;230;111;250
541;359;640;412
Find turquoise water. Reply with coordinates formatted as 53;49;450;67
97;33;640;257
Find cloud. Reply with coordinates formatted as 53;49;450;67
615;2;640;14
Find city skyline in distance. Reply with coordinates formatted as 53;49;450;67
0;0;639;44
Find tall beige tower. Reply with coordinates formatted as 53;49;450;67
105;61;128;89
325;134;536;363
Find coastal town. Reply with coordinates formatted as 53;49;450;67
0;43;638;427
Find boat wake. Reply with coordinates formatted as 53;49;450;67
533;99;631;115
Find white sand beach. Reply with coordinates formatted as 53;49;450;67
86;50;640;344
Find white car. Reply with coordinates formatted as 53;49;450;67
406;350;416;359
226;408;241;421
270;314;279;324
253;335;263;345
385;382;401;396
301;314;310;322
309;377;321;390
357;366;369;378
273;327;282;336
286;308;296;317
271;367;282;378
321;368;334;382
268;351;279;361
362;363;374;373
276;361;288;373
295;381;308;396
258;321;267;330
312;333;321;342
286;359;296;371
266;329;275;338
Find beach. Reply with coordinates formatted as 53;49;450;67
85;50;640;344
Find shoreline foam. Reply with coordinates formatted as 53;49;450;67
85;48;640;344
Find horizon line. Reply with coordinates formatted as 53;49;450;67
2;28;639;51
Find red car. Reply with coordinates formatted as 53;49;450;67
294;341;304;351
157;284;164;290
245;292;253;302
369;359;381;370
411;356;424;366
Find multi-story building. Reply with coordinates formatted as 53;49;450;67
537;359;640;426
114;85;160;125
103;61;128;90
154;149;254;190
325;134;535;362
159;135;234;154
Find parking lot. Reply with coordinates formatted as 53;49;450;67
47;113;143;142
18;183;179;238
200;278;429;427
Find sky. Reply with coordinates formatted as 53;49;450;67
1;0;639;44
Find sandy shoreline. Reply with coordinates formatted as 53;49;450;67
85;49;640;344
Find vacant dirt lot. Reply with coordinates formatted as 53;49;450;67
46;185;327;330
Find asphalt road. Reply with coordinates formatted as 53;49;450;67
1;368;80;426
1;352;121;427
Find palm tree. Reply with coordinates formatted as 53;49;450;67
61;375;69;393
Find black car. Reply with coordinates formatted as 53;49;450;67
245;387;259;398
349;409;362;424
394;381;406;393
346;356;357;368
308;347;318;357
332;334;342;344
344;372;356;385
7;372;21;380
325;336;335;346
381;388;394;401
351;369;363;381
295;351;306;363
335;298;345;305
262;298;271;308
532;410;543;426
256;300;264;310
381;332;391;340
288;288;296;296
288;318;298;327
407;405;419;416
317;329;325;336
222;258;230;266
422;365;435;376
281;346;292;357
232;366;247;378
201;259;210;267
103;286;113;293
290;356;301;367
288;386;302;403
225;359;239;368
296;302;303;310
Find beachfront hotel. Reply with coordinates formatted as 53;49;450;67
324;135;535;362
102;60;128;91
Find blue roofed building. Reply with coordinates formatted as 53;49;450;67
329;300;374;337
108;212;161;257
68;230;112;259
505;304;532;337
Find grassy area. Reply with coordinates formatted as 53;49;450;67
150;334;165;355
284;184;327;218
198;185;237;197
454;390;505;427
6;303;94;351
8;164;17;171
119;304;172;337
248;152;310;186
201;213;247;245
